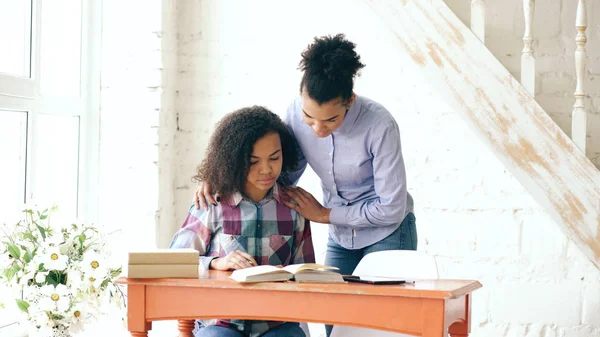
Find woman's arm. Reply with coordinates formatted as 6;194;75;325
329;120;408;227
279;101;308;186
284;120;408;227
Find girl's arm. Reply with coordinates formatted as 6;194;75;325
169;205;216;270
291;215;316;264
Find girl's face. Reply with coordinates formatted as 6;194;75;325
244;132;283;202
301;90;354;138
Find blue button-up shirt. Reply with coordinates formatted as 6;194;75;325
282;95;414;249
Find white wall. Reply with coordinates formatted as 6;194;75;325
99;0;600;336
99;0;165;254
97;2;178;335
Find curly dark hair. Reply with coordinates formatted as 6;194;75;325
193;106;299;199
298;33;366;105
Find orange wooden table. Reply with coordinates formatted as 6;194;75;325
116;271;481;337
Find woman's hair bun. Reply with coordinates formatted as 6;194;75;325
299;34;365;81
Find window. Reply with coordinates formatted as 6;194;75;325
0;0;100;222
40;0;82;96
0;1;32;78
0;0;101;333
0;110;27;213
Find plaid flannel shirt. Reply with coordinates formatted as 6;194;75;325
169;183;315;337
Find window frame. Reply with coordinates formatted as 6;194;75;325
0;0;102;222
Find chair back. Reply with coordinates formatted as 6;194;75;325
330;250;439;337
353;250;438;280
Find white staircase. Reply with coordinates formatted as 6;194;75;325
366;0;600;270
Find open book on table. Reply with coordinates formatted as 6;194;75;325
230;263;344;283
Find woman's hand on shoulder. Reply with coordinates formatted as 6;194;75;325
282;186;331;224
194;182;221;210
210;250;257;271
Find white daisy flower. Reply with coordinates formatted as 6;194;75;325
40;246;68;271
82;251;105;273
39;284;70;312
81;252;107;289
66;306;86;333
69;307;84;323
83;273;104;290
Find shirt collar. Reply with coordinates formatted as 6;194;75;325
226;183;283;207
333;94;362;135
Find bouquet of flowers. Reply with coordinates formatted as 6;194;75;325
0;205;125;337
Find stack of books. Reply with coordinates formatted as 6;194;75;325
127;248;199;278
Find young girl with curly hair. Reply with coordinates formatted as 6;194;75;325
197;34;416;275
170;106;313;337
196;34;418;336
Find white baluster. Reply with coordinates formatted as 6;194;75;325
471;0;485;42
573;0;587;153
521;0;535;96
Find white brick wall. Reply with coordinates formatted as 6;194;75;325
98;0;600;336
491;282;582;325
169;1;600;336
99;0;165;254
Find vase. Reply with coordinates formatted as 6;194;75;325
51;325;72;337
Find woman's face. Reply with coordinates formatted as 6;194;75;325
244;132;283;199
301;90;354;138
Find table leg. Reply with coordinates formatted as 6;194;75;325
448;319;468;337
128;285;150;337
448;293;471;337
178;319;195;337
421;300;445;337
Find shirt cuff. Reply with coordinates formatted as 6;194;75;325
329;206;347;226
200;256;218;270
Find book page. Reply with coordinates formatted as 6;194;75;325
282;263;339;274
231;265;288;278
